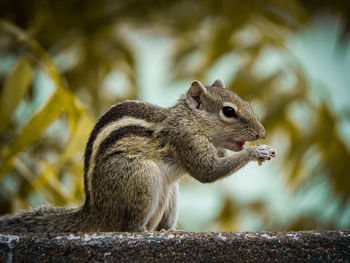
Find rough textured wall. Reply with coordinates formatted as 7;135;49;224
0;231;349;262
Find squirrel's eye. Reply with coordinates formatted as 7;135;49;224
222;106;237;118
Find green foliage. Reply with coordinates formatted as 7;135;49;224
0;58;34;133
0;0;349;230
0;21;94;210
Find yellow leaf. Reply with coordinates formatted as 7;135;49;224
0;58;34;132
38;161;72;201
13;157;54;204
62;90;87;134
0;90;64;177
58;111;94;165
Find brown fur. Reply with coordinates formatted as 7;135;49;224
0;79;275;233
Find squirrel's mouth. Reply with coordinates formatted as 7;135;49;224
223;140;246;152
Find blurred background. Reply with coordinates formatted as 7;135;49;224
0;0;349;232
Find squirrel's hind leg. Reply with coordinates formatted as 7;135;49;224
155;182;179;231
121;160;166;232
93;157;164;232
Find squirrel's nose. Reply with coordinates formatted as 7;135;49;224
256;128;267;140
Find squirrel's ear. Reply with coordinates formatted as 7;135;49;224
212;78;225;89
186;80;207;110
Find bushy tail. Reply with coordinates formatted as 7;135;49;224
0;206;86;233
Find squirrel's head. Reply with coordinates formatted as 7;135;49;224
185;79;266;152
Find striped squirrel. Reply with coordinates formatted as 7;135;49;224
0;79;276;233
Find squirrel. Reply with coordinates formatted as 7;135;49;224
0;79;276;233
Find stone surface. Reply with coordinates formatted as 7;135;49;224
0;231;349;262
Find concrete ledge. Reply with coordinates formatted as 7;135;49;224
0;231;349;262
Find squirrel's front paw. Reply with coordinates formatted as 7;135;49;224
252;145;276;162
